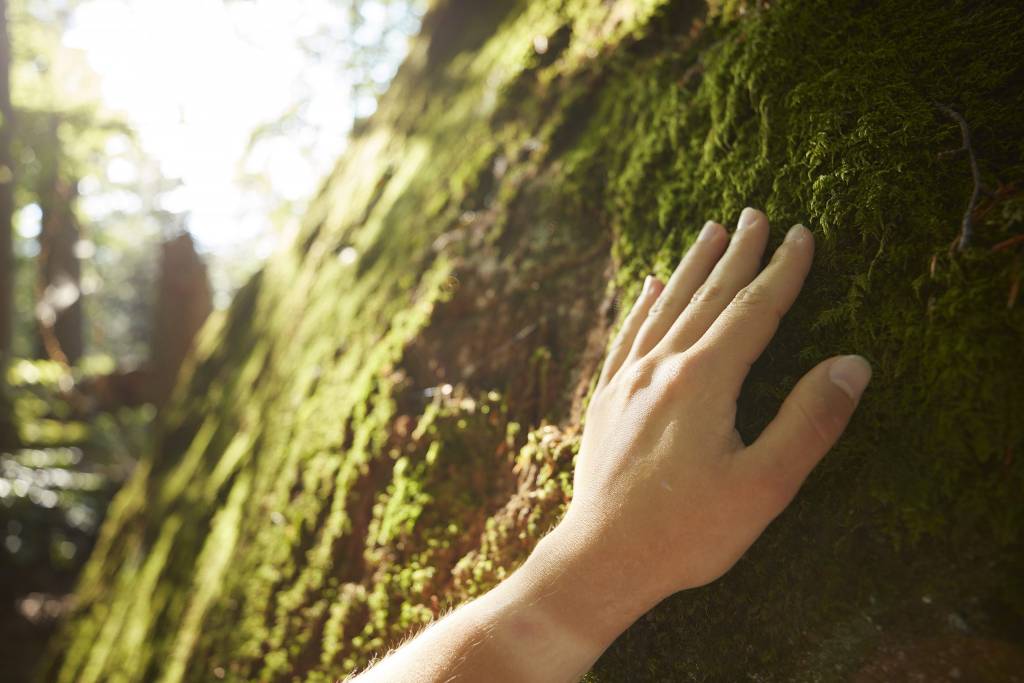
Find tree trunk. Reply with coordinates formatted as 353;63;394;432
0;0;14;363
150;231;212;405
47;1;1024;681
35;115;83;365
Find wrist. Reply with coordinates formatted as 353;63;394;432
363;519;669;683
501;519;666;653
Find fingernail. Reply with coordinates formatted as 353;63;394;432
786;224;808;242
698;221;719;242
829;355;872;400
642;275;654;295
737;207;758;231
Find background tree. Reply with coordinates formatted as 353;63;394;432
150;232;211;405
0;0;15;458
33;111;82;363
0;0;14;365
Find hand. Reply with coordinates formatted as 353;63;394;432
563;207;872;601
350;209;872;683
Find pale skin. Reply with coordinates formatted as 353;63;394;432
349;207;873;682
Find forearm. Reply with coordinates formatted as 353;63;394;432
351;521;663;683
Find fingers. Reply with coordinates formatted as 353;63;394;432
739;355;872;515
654;207;771;356
627;220;727;359
692;223;814;394
597;275;664;389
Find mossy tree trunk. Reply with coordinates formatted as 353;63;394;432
47;0;1024;681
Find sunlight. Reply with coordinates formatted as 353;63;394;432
62;0;400;257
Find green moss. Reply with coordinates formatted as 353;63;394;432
50;0;1024;681
565;1;1024;678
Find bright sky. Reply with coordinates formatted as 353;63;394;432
62;0;408;262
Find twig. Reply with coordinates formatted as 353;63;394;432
992;234;1024;253
935;103;983;251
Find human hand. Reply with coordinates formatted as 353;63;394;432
563;208;872;601
349;210;873;683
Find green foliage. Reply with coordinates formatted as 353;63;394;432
7;0;177;362
0;356;154;681
1;357;151;554
50;0;1024;681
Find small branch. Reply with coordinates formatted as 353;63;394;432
991;234;1024;253
935;103;983;251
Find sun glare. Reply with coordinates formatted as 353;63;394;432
61;0;410;262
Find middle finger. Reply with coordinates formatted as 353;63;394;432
654;206;770;356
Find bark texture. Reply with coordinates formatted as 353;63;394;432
48;0;1024;681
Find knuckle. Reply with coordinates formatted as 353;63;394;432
621;361;654;394
793;394;835;448
731;284;781;320
682;342;714;368
690;282;727;306
743;453;801;515
658;351;704;389
732;283;768;307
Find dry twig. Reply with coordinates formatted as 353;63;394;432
935;103;985;251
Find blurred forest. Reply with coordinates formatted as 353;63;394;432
0;0;421;678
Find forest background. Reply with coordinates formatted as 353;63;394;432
0;1;422;678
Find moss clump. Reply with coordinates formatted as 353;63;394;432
50;0;1023;681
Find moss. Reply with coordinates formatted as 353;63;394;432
50;0;1023;681
566;0;1024;678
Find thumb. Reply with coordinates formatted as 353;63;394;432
744;354;872;507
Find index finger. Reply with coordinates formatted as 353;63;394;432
688;224;814;395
